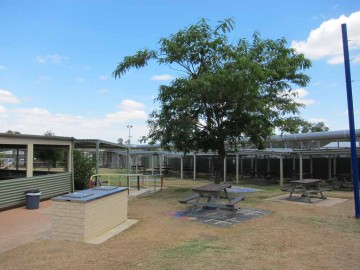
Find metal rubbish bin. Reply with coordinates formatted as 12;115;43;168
24;189;41;210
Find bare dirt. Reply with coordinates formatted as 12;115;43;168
1;179;360;270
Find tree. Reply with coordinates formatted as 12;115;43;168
113;18;311;183
280;118;329;134
33;131;61;171
5;130;21;135
73;150;96;190
307;122;329;133
44;130;55;136
34;147;65;171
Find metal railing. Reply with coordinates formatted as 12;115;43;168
89;173;163;193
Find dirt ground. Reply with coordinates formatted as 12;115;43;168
1;179;360;270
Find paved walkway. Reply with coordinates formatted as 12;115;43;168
0;200;52;254
0;188;151;254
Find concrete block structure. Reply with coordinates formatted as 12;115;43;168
52;187;128;242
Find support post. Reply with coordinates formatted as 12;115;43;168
193;153;196;181
180;156;183;179
26;143;34;178
328;155;332;180
236;154;239;184
299;154;303;180
96;141;100;175
342;23;360;218
224;157;227;183
279;155;284;187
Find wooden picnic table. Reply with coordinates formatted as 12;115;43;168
154;165;171;175
334;173;353;188
281;179;331;203
179;183;245;217
255;171;277;184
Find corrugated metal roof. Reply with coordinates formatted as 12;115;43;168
74;139;128;149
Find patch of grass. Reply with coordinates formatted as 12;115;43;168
291;215;360;233
172;187;192;193
161;238;229;260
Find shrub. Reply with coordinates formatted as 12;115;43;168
73;150;96;190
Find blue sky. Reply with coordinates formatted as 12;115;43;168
0;0;359;143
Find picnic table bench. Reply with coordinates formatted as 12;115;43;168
281;179;330;203
179;183;245;217
254;171;277;185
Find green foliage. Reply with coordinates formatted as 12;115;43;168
44;130;55;136
5;130;21;135
34;148;66;171
279;118;329;134
73;150;96;190
113;18;312;182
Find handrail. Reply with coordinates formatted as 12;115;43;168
89;173;163;193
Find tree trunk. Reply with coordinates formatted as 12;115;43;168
215;141;226;184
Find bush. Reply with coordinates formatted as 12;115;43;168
73;150;96;190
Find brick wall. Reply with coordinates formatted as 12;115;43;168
52;191;127;242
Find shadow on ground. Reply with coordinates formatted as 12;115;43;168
170;207;271;227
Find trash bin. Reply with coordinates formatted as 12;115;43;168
24;189;41;210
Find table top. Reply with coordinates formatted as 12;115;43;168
290;179;322;184
192;183;232;193
52;186;128;203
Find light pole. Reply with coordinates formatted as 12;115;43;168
126;125;133;147
126;125;132;174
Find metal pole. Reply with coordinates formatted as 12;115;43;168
236;154;239;184
223;157;227;183
126;125;132;174
95;141;100;175
299;154;303;180
280;155;283;187
180;156;183;179
342;23;360;218
193;153;196;181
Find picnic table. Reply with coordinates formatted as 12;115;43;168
255;171;276;184
131;165;145;173
334;173;353;188
178;183;245;217
281;179;331;203
154;165;171;175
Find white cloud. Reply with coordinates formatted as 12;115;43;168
106;110;148;122
296;99;315;106
291;11;360;64
291;88;308;98
0;105;7;118
0;65;6;71
118;99;145;111
0;89;20;104
35;56;46;64
150;74;175;81
290;88;315;106
35;54;67;64
308;118;327;123
0;100;149;142
353;54;360;63
99;75;109;80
